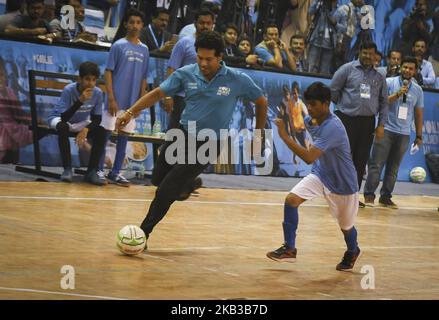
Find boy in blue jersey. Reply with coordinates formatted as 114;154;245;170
47;61;107;185
267;82;361;271
100;8;149;187
116;31;268;249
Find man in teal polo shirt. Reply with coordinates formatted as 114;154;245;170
116;31;268;247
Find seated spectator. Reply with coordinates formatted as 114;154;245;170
224;34;262;68
412;39;436;87
0;0;24;33
47;61;107;185
255;24;296;72
307;0;338;74
50;0;86;42
5;0;56;41
140;8;175;55
179;1;220;39
400;0;431;57
374;51;383;68
378;49;402;78
289;33;308;72
222;22;239;57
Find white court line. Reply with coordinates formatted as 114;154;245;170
142;253;175;262
0;286;127;300
223;272;240;277
0;195;436;211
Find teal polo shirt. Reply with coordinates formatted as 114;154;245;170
160;62;263;137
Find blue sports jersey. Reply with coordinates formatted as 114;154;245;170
47;82;103;124
105;38;149;110
305;113;358;194
160;62;263;137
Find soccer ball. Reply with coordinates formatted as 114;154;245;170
117;225;146;255
409;167;427;183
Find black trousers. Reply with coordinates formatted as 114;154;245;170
56;121;106;173
140;131;221;236
334;110;376;190
167;95;186;131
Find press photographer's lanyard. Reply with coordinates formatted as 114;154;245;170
149;25;164;48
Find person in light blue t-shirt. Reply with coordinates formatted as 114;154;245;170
364;56;424;209
115;31;268;249
267;82;361;272
47;61;107;185
100;8;149;187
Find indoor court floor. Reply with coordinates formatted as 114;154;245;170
0;181;438;300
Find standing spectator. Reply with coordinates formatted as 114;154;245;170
377;49;402;78
333;0;364;70
255;24;296;72
164;8;215;131
0;0;24;33
50;0;86;42
47;61;107;185
4;0;56;40
412;39;436;87
289;34;308;72
364;57;424;209
178;1;219;39
400;0;431;57
139;8;176;55
330;41;388;208
281;0;312;46
307;0;338;74
100;8;149;187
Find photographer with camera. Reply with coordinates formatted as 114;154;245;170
306;0;338;74
400;0;431;57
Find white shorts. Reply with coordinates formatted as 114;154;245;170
100;110;136;133
49;117;91;133
290;174;359;230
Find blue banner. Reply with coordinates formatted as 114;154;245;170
0;38;438;182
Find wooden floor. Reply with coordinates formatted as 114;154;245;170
0;181;438;300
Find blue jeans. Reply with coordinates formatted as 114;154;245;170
364;130;410;199
308;45;334;74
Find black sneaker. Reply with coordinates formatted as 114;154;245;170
84;169;107;186
358;201;366;208
364;195;375;207
107;172;131;187
336;247;361;271
266;244;297;263
379;197;398;209
177;177;203;201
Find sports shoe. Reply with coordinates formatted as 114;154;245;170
266;244;297;263
84;169;107;186
364;195;375;207
358;201;366;208
379;197;398;209
60;168;73;183
177;177;203;201
107;172;130;187
336;247;361;271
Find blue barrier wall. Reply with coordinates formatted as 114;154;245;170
0;38;437;181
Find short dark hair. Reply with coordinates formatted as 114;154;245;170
304;82;331;103
27;0;44;6
359;41;377;52
387;49;402;58
195;31;225;56
79;61;100;78
223;23;239;35
153;7;170;18
291;81;300;92
290;34;306;46
264;24;279;34
401;56;419;69
412;38;427;48
194;9;215;22
123;8;144;23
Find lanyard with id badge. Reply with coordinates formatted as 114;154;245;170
360;82;371;99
